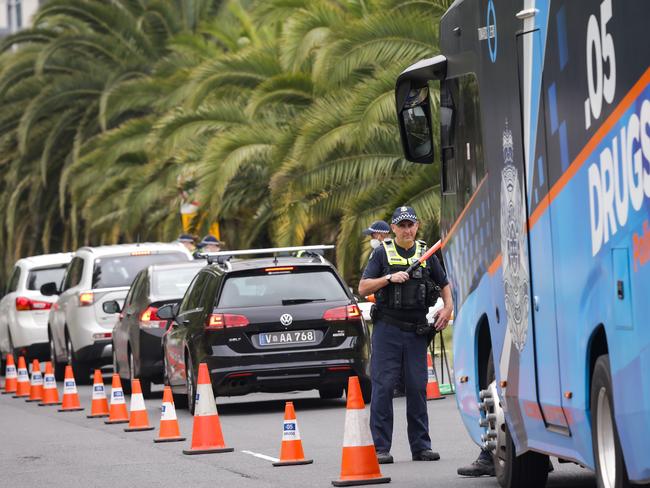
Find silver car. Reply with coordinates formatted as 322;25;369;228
44;243;192;381
0;253;73;363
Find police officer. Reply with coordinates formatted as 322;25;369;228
177;234;196;252
193;234;225;259
362;220;390;249
358;206;453;464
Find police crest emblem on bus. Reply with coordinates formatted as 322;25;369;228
500;121;530;353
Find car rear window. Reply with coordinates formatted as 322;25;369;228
27;266;67;291
218;270;349;308
152;267;202;297
92;253;188;289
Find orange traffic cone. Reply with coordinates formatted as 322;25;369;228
38;362;61;406
124;379;154;432
26;359;44;402
13;356;30;398
332;376;390;487
273;401;313;466
426;352;445;401
104;374;129;424
183;363;233;455
58;365;84;412
2;354;17;394
87;369;109;418
154;386;185;443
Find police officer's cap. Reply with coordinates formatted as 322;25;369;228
391;206;418;225
198;234;224;247
362;220;390;235
178;234;195;243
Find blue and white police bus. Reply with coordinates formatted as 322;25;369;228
394;1;650;487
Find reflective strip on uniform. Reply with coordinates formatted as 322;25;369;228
63;379;78;394
31;373;43;386
110;388;125;405
130;393;146;411
342;408;374;447
160;402;177;421
92;384;106;399
282;419;301;441
5;366;17;378
383;240;427;267
193;383;218;417
44;374;56;389
17;368;29;381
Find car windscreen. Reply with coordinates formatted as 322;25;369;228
92;253;187;289
218;270;349;308
27;265;67;291
152;267;202;297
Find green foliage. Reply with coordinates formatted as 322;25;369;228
0;0;449;285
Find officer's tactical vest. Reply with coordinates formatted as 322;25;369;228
376;239;436;311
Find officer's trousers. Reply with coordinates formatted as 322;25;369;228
369;319;431;454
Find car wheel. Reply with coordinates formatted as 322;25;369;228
49;330;65;381
319;386;344;400
122;349;135;395
7;330;20;363
591;355;631;488
185;351;196;415
66;334;91;385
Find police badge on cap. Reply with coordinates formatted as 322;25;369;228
391;206;418;224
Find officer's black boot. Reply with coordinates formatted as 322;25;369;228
457;449;495;477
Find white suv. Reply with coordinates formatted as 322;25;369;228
44;243;192;381
0;253;73;363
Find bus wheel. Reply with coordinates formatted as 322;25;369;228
591;355;630;488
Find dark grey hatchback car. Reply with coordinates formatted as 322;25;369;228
105;261;204;396
159;249;371;413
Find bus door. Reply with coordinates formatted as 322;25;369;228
516;29;570;433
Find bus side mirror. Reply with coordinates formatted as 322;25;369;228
397;86;434;164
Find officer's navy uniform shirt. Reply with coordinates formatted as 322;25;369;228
362;242;448;323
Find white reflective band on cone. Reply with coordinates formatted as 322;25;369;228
92;384;106;399
160;402;177;421
342;408;374;447
282;420;301;441
427;368;435;380
31;373;43;386
111;388;126;405
6;366;16;378
63;380;78;394
130;393;145;411
17;369;28;380
44;375;56;388
193;383;218;417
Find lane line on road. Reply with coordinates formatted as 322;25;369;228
241;450;279;463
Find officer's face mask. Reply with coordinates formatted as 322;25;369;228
370;238;381;249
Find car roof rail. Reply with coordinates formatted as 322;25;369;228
196;245;335;265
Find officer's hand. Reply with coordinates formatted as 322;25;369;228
391;271;410;283
433;306;453;331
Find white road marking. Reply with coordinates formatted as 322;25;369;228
241;450;280;463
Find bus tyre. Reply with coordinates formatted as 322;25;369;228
591;355;631;488
495;421;549;488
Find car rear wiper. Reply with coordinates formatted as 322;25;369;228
281;298;326;305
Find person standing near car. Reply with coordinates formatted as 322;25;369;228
358;206;453;464
362;220;390;249
177;234;196;252
193;234;224;259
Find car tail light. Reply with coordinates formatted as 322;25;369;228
78;292;94;306
264;266;294;273
139;306;166;329
15;297;52;311
323;304;362;321
205;313;250;330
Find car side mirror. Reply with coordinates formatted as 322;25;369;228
157;303;176;320
40;282;59;296
102;300;121;314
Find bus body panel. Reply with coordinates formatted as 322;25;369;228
434;0;650;481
